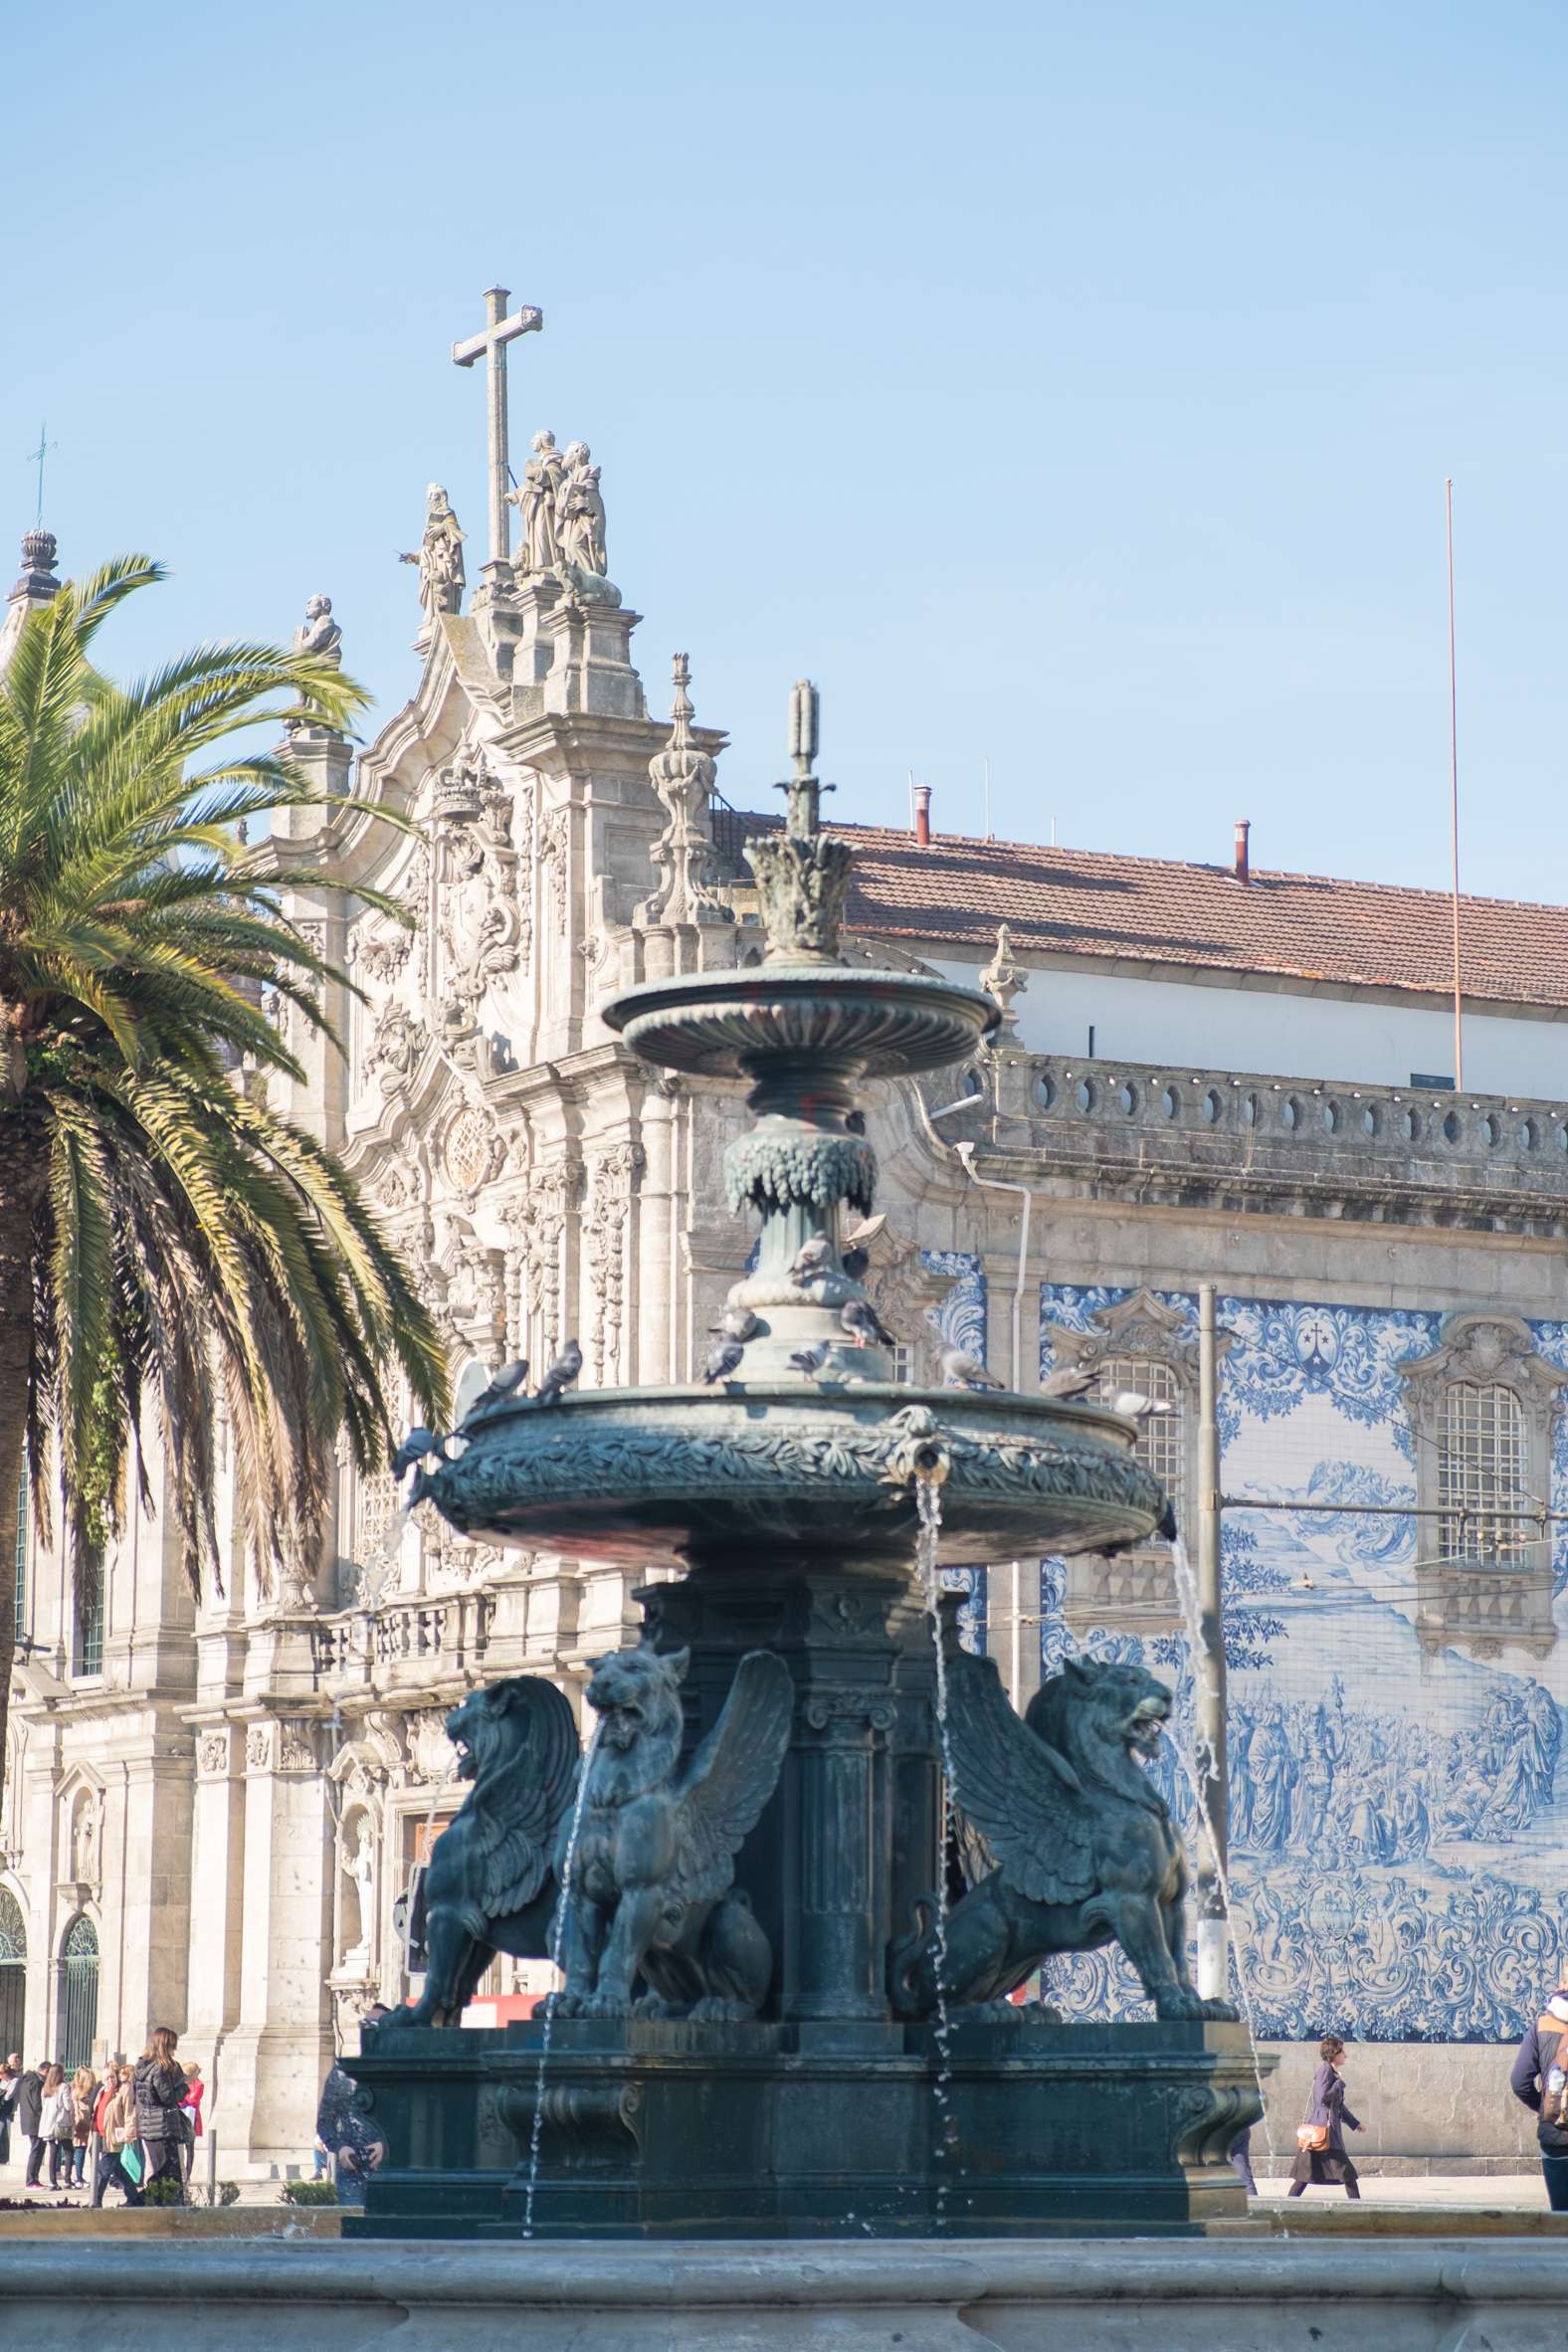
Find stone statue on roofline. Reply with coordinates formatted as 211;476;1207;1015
293;592;343;665
399;485;467;620
555;440;608;581
508;429;565;576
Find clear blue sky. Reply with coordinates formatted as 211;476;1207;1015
8;0;1568;897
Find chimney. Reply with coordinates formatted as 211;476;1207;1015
1233;818;1251;883
912;783;931;847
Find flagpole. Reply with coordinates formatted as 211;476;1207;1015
1446;478;1464;1090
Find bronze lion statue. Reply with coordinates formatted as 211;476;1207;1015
394;1674;580;2028
891;1651;1238;2025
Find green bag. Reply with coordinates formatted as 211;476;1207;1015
119;2143;144;2186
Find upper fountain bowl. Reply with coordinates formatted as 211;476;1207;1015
601;963;999;1082
415;1382;1163;1572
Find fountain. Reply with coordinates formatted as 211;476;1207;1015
347;686;1267;2240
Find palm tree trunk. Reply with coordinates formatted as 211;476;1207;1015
0;1132;41;1818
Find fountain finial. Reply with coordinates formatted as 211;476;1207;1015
778;678;835;842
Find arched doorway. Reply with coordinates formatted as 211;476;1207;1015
58;1915;98;2068
0;1888;24;2057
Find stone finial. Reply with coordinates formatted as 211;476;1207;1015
979;923;1027;1031
8;527;59;607
636;656;732;928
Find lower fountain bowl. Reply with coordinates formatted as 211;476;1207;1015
418;1384;1163;1569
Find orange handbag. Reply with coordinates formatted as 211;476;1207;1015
1295;2123;1329;2152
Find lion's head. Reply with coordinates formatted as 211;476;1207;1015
1026;1656;1172;1784
584;1644;687;1791
444;1674;577;1790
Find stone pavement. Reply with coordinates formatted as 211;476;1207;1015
1256;2172;1547;2207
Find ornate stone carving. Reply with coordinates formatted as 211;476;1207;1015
443;1103;503;1194
197;1731;230;1780
434;748;524;1011
279;1720;317;1775
637;656;732;929
507;1159;579;1354
407;1709;459;1785
551;1647;792;2021
584;1141;643;1384
246;1724;274;1773
979;923;1026;1031
744;682;853;963
390;1677;580;2027
539;803;571;934
399;484;466;621
890;1651;1237;2024
363;1002;429;1097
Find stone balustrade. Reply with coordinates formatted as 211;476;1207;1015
942;1051;1568;1229
309;1590;495;1691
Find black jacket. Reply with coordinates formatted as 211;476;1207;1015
14;2068;42;2136
131;2057;189;2144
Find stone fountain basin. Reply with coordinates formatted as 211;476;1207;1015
418;1384;1163;1570
601;965;998;1080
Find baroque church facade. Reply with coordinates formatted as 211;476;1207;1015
7;406;1568;2171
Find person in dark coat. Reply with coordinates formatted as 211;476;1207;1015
131;2026;189;2201
1509;1982;1568;2211
0;2056;18;2165
15;2058;45;2187
314;2007;389;2207
1287;2035;1363;2198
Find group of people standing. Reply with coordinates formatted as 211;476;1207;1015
0;2030;202;2204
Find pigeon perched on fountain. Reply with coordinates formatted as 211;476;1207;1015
459;1359;529;1428
788;1341;831;1377
789;1235;834;1281
940;1346;1002;1391
709;1306;761;1344
392;1428;447;1480
841;1296;895;1348
701;1337;746;1384
535;1339;582;1407
1041;1364;1096;1400
1111;1390;1173;1421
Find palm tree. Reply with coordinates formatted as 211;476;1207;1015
0;556;449;1788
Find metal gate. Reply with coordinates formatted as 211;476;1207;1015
58;1915;98;2068
0;1889;24;2058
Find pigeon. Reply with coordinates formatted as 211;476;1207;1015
1041;1364;1096;1401
940;1346;1002;1391
459;1358;529;1427
1111;1390;1174;1422
392;1428;444;1479
708;1306;761;1343
841;1296;895;1349
840;1246;871;1282
701;1337;746;1384
535;1338;583;1407
789;1341;831;1377
789;1235;834;1281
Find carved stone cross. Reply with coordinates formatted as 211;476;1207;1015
452;286;543;568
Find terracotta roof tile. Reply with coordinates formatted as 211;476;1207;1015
732;815;1568;1012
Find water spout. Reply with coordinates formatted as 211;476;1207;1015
522;1721;601;2238
915;1470;959;2216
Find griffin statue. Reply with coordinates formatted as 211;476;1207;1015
392;1675;580;2028
891;1651;1239;2025
549;1643;794;2021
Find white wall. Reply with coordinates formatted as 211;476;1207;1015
925;955;1568;1100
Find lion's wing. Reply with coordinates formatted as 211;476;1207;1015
674;1651;794;1908
480;1677;581;1918
944;1645;1097;1907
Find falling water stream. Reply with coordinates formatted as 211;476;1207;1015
1162;1535;1279;2174
521;1721;601;2239
915;1472;959;2216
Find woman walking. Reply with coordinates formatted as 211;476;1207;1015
179;2060;205;2184
38;2063;73;2190
1288;2035;1365;2199
92;2067;143;2208
131;2028;189;2201
69;2065;96;2186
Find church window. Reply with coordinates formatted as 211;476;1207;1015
72;1546;102;1678
355;1466;400;1567
1439;1381;1528;1562
1095;1356;1183;1529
